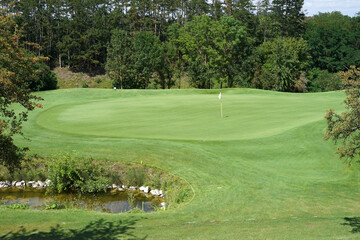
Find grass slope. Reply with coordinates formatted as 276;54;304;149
2;88;360;240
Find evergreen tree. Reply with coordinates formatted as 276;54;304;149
255;0;281;43
272;0;305;38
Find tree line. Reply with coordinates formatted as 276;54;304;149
1;0;360;92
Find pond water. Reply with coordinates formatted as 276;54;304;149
0;189;162;213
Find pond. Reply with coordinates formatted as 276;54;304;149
0;189;163;213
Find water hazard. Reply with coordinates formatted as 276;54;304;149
0;189;162;213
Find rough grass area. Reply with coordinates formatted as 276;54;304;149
2;88;360;239
54;68;112;89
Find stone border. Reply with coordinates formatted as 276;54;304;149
0;180;166;209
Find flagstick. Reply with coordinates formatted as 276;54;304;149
221;99;223;118
220;91;223;118
219;82;223;119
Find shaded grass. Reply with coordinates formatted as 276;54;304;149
0;216;145;240
2;88;360;239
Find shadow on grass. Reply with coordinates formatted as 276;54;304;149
343;217;360;233
0;218;146;240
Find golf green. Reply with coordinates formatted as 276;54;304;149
2;88;360;240
36;90;343;141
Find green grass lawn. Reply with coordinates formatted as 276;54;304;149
2;88;360;239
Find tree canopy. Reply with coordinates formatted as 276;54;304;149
304;12;360;73
324;66;360;164
1;0;358;92
0;13;44;173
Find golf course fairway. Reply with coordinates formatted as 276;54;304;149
2;88;360;239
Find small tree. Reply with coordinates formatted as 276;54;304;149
324;66;360;164
0;13;44;173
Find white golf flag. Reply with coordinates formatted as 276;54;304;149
218;92;222;100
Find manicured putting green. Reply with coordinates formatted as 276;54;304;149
36;91;343;140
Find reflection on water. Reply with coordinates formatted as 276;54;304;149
0;189;161;213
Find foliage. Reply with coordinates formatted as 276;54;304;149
28;62;58;91
54;68;112;89
4;0;358;92
6;203;29;210
127;191;136;210
218;16;254;88
255;0;281;43
307;68;341;92
304;12;360;73
133;31;161;89
106;29;135;89
44;199;65;210
0;154;191;206
253;37;310;92
271;0;305;38
125;207;145;213
0;13;44;174
47;156;109;193
177;15;221;88
324;66;360;164
126;168;146;187
152;41;177;89
177;15;252;88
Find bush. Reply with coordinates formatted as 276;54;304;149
29;63;58;91
48;156;109;193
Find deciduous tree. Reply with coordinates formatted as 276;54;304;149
324;67;360;164
0;13;44;173
304;12;360;73
253;37;309;91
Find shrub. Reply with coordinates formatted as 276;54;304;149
48;156;109;193
29;63;58;91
